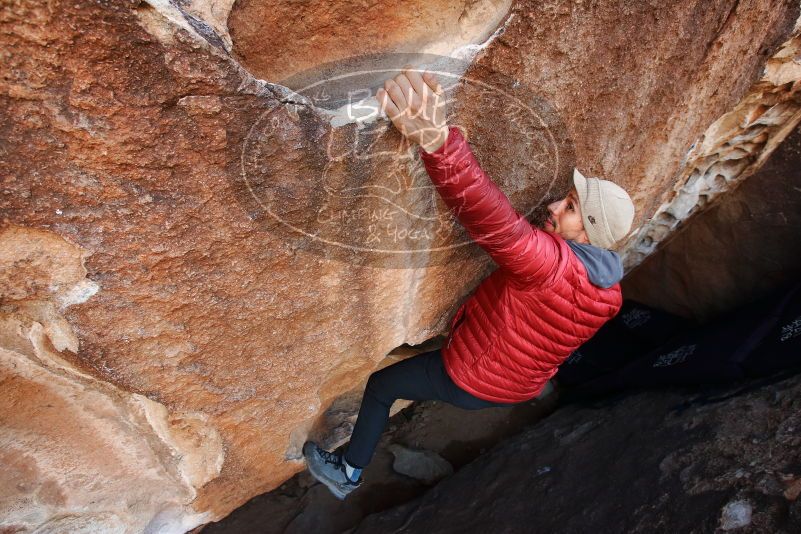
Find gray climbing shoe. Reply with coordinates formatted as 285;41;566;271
302;441;362;500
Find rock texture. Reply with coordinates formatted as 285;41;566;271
205;387;558;534
0;226;223;533
387;444;454;485
623;123;801;321
2;0;801;530
353;373;801;533
228;0;515;84
621;30;801;269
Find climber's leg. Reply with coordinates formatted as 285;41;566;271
343;348;509;469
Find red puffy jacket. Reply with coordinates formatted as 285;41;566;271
419;126;623;403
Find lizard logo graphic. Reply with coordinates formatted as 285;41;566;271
320;120;445;220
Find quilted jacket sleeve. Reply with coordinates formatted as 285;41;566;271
419;125;561;286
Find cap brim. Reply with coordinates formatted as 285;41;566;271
572;168;594;241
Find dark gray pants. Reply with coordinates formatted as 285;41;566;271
343;348;516;468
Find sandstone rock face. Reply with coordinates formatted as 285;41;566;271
0;226;223;533
2;0;801;530
354;373;801;533
228;0;514;83
621;31;801;270
623;124;801;321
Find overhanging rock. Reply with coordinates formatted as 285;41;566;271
2;0;801;530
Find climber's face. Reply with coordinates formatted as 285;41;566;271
544;187;590;244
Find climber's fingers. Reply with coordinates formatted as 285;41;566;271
402;65;430;102
377;87;401;121
383;78;408;114
392;71;418;111
402;65;434;119
422;71;443;95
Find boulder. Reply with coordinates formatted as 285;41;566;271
2;0;801;529
354;373;801;533
388;443;454;485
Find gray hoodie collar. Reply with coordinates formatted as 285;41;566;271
565;240;624;288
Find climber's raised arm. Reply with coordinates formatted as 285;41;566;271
377;66;562;287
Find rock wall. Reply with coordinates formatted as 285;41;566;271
2;0;801;530
623;124;801;321
621;30;801;270
228;0;515;83
0;226;223;533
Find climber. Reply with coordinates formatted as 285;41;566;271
303;65;636;500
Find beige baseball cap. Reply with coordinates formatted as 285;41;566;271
572;168;635;249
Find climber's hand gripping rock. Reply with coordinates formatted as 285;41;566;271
377;65;449;153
